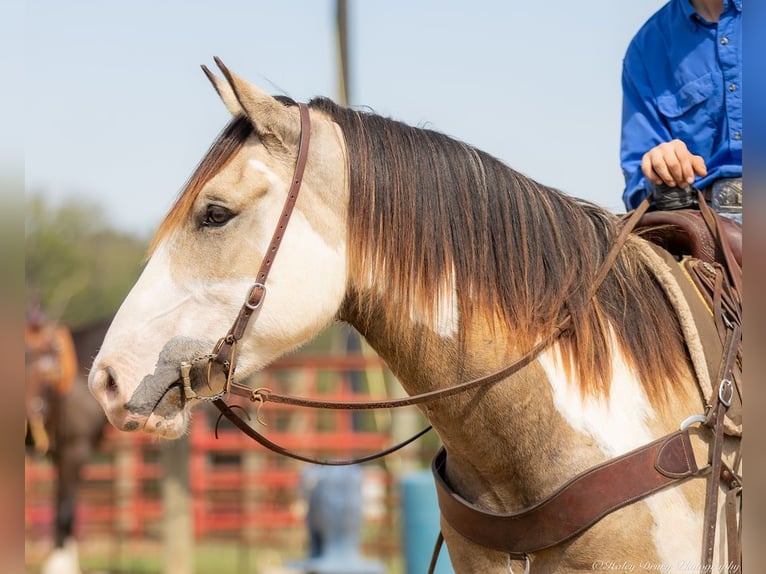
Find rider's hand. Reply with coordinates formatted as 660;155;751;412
641;139;707;188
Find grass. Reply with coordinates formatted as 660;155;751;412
27;537;405;574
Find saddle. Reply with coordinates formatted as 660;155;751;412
635;208;742;268
430;199;743;574
635;206;742;436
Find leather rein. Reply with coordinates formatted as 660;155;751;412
192;101;652;466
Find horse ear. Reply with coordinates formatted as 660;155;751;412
211;57;299;144
201;63;243;116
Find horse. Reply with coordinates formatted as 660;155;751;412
27;316;111;573
87;60;741;573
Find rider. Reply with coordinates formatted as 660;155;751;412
620;0;742;223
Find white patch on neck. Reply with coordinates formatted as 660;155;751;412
537;332;655;456
408;273;459;339
537;328;702;565
643;490;704;570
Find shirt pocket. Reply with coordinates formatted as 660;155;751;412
655;72;716;146
656;72;714;118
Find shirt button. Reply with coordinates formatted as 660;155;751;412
720;37;729;45
729;84;737;92
733;132;741;140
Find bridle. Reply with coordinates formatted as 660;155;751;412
210;103;313;380
181;99;649;464
176;102;435;464
179;98;652;461
177;101;741;573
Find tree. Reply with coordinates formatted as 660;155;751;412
25;192;148;327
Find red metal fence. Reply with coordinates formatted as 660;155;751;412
25;353;428;569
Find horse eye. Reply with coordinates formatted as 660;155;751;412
202;205;234;228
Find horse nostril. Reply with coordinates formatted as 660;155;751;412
104;366;119;396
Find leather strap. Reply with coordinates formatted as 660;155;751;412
432;430;699;556
213;102;312;366
427;532;445;574
681;189;743;573
213;398;432;465
226;320;570;409
593;196;650;290
724;477;742;574
222;197;655;414
701;322;741;571
695;190;742;297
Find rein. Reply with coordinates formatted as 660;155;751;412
221;202;651;414
196;98;652;465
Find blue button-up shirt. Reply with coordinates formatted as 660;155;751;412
620;0;743;210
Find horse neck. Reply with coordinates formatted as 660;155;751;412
340;293;595;507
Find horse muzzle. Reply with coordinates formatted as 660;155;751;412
88;336;224;436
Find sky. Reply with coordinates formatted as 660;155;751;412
25;0;668;237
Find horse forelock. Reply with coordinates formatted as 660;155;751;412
148;115;253;256
313;97;691;406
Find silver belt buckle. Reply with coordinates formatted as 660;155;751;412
709;178;742;223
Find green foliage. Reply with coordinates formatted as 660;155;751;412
25;192;148;328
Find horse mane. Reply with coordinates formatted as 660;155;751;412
309;97;688;403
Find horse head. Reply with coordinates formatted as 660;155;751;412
88;60;350;438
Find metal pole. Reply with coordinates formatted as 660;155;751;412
161;434;193;574
336;0;350;106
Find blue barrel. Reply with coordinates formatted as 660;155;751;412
400;471;454;574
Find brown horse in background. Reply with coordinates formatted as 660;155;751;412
26;316;111;573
